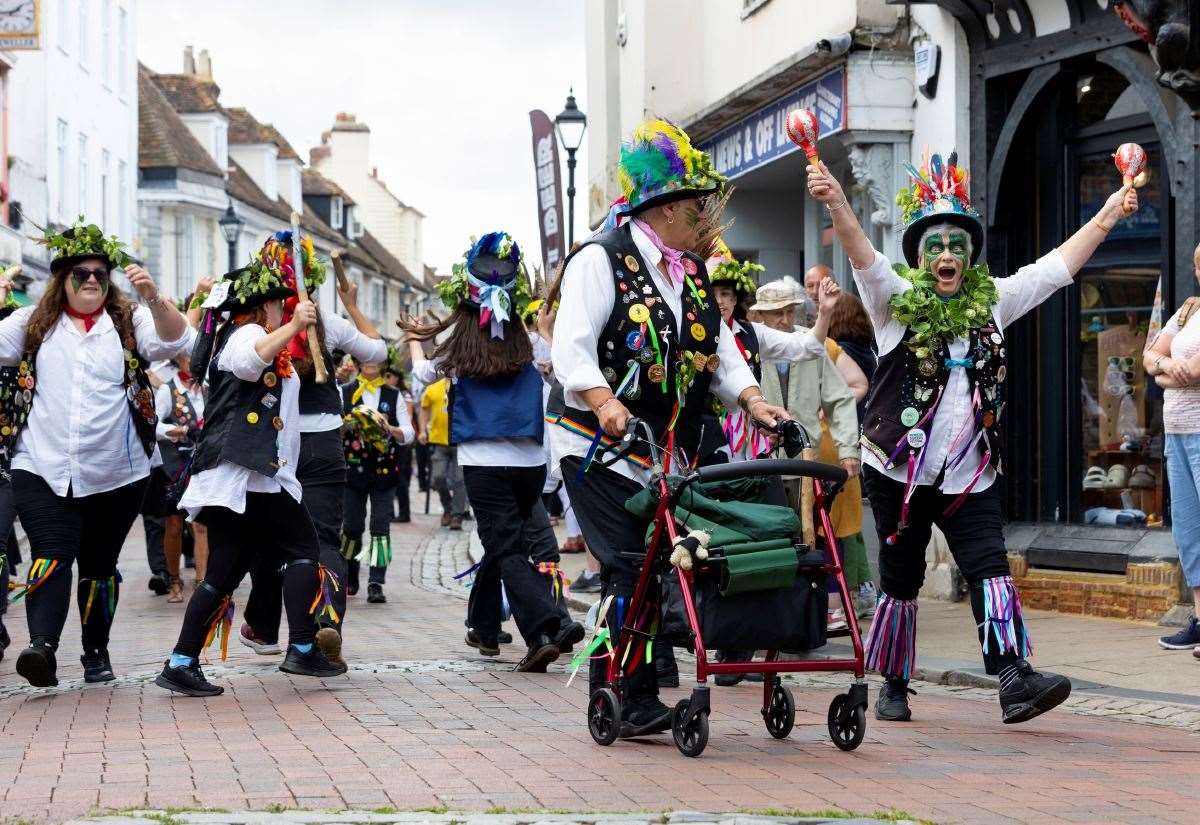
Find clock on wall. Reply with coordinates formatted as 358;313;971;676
0;0;39;50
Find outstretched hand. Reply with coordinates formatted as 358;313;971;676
805;161;846;205
1100;184;1139;227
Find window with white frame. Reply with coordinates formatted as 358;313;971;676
100;149;110;228
331;196;343;229
175;214;195;299
117;6;128;97
57;0;68;52
78;0;88;69
118;159;128;238
212;122;227;167
101;0;111;87
55;120;68;220
77;134;88;218
347;207;363;239
369;279;386;322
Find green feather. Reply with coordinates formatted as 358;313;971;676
620;145;673;190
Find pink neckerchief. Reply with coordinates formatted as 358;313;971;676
633;219;686;284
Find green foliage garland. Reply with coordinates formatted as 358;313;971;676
43;216;131;269
887;262;999;353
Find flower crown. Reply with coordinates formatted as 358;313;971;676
235;231;325;305
437;232;532;321
42;216;131;269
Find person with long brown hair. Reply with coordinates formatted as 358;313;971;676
404;232;583;672
0;220;193;687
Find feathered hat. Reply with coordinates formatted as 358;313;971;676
436;232;532;339
42;216;132;275
617;120;726;215
897;150;983;267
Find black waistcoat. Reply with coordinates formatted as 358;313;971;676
860;319;1007;474
160;378;204;478
561;223;723;463
342;382;401;488
298;345;341;415
191;324;288;478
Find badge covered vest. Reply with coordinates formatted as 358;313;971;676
0;306;157;463
861;319;1007;476
191;323;287;478
342;382;402;488
561;223;723;463
160;378;204;478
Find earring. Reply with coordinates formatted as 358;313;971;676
667;215;674;224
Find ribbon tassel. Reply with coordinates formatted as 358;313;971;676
202;596;236;661
863;594;918;680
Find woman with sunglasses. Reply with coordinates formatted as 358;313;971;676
0;221;193;687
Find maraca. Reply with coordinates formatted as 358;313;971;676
786;109;820;164
1113;142;1147;187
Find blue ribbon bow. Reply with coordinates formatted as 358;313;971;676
466;271;516;339
944;357;973;370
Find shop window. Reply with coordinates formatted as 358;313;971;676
1077;145;1164;529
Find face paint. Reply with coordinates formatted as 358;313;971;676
946;231;970;266
70;266;110;296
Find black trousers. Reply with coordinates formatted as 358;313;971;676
173;492;320;657
12;470;146;652
0;477;15;620
143;515;166;578
344;482;395;586
394;445;412;520
863;465;1020;674
414;442;432;491
244;429;349;643
462;464;561;645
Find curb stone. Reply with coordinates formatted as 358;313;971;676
62;812;902;825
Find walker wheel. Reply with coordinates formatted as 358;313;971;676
672;698;710;758
588;688;621;746
827;693;866;751
763;682;795;739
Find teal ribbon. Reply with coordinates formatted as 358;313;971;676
944;357;973;369
465;271;516;338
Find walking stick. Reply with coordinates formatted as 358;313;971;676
329;249;352;292
290;212;328;383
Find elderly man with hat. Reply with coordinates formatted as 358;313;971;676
805;151;1138;725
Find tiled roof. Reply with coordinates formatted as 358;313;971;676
150;72;223;113
138;65;224;177
301;168;355;205
226;108;300;160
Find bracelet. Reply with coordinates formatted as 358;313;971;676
825;199;847;213
596;396;621;415
146;293;168;310
741;393;766;413
1092;216;1114;233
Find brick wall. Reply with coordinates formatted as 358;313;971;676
1008;553;1180;622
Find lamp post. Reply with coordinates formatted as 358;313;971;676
218;201;244;272
554;89;587;248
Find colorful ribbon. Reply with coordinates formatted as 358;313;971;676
466;271;516;339
863;594;917;680
9;558;60;604
308;564;342;625
202;596;236;661
81;576;118;625
979;575;1032;658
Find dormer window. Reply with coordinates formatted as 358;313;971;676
347;206;363;240
331;196;344;230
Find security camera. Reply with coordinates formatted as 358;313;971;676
817;32;853;57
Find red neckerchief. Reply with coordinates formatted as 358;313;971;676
64;305;104;332
727;316;749;359
176;370;192;384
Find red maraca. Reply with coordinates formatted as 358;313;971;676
1113;142;1147;186
786;109;820;164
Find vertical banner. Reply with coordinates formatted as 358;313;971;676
529;110;566;277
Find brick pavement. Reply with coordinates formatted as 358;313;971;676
0;505;1198;824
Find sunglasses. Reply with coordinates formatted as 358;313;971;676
70;266;110;285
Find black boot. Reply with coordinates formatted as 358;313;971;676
465;629;500;657
619;662;672;737
999;660;1071;724
81;648;115;683
714;650;758;687
498;630;513;645
156;659;223;697
16;641;58;688
280;644;347;678
875;676;915;721
0;620;10;660
553;620;585;654
515;632;559;672
366;583;386;604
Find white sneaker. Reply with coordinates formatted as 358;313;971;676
238;623;282;655
856;582;878;617
827;607;848;632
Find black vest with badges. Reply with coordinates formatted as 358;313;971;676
562;223;723;463
341;382;401;488
191;323;288;478
297;343;341;416
159;378;204;478
861;319;1007;475
732;320;761;382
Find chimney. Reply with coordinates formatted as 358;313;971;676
183;45;196;75
309;144;331;165
336;112;356;124
197;49;212;81
371;166;378;178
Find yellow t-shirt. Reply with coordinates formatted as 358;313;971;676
421;378;451;446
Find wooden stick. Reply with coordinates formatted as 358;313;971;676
800;446;816;548
290;212;328;384
330;249;351;292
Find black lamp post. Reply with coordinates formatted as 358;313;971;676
554;89;587;248
218;201;244;271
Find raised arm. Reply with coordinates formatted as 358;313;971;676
806;161;875;270
1057;185;1139;277
337;278;382;339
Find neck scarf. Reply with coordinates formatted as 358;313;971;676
64;305;104;332
352;374;386;405
633;219;686;284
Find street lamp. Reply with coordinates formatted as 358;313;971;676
554;88;587;248
218;201;244;272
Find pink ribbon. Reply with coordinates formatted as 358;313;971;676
633;219;686;284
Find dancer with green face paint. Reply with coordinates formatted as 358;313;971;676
806;151;1138;725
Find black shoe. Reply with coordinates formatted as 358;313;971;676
0;621;10;654
147;574;169;596
875;677;915;721
1159;615;1200;649
391;515;411;524
366;583;386;604
999;660;1072;724
498;630;513;645
314;627;345;670
155;660;223;697
81;649;115;683
465;629;499;657
515;634;560;672
16;643;58;687
553;620;585;654
713;650;759;687
571;570;603;593
619;696;673;738
280;645;347;678
656;661;680;689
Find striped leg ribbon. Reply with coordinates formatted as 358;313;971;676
863;594;917;680
358;535;392;568
979;575;1032;658
202;596;236;661
308;564;342;625
9;558;61;604
339;536;361;561
81;576;119;625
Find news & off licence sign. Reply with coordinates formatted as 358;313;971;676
699;67;846;180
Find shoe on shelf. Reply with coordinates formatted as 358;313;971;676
366;583;387;604
280;645;347;678
448;517;463;531
1082;466;1107;491
515;633;559;672
875;677;915;721
1104;464;1130;490
1159;616;1200;650
314;627;345;670
554;620;585;654
465;629;500;657
440;513;451;528
81;648;115;683
166;576;184;604
571;570;602;593
619;696;673;738
16;643;58;688
498;630;513;645
155;660;223;697
238;623;282;656
1130;465;1156;489
999;660;1071;724
147;573;169;596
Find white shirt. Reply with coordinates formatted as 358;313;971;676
551;222;789;483
300;313;388;433
411;359;544;467
353;378;416;446
154;375;205;441
179;324;302;516
0;305;195;496
853;247;1072;494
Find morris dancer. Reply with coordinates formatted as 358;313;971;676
805;151;1138;723
0;220;193;686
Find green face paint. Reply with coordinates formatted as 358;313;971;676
70;266;110;296
922;230;970;272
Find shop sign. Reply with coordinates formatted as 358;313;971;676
699;66;847;181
